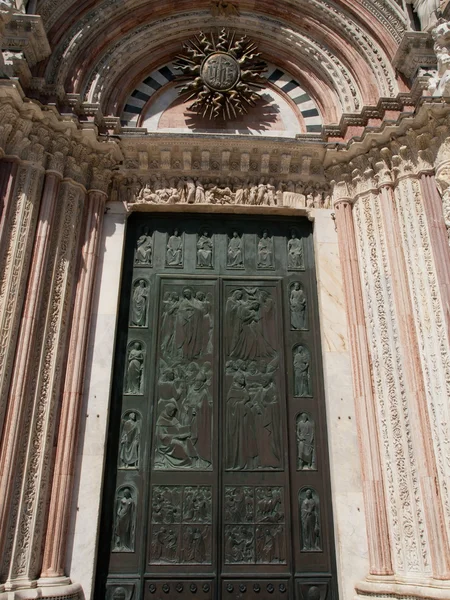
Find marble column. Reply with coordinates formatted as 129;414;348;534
0;170;60;576
0;158;17;240
3;179;86;589
379;183;450;579
333;199;393;576
0;162;44;443
420;174;450;342
40;189;106;583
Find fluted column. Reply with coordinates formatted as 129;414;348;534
0;170;61;578
379;183;450;579
333;198;393;576
40;189;107;582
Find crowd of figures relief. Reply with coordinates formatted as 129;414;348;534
150;485;212;564
154;285;214;470
225;287;282;470
127;176;331;209
224;486;286;564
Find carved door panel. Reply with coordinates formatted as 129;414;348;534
96;215;337;600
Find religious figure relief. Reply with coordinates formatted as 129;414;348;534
294;345;312;397
287;230;305;270
181;526;210;564
108;585;134;600
225;368;282;470
150;485;212;564
225;287;276;360
297;413;316;470
256;526;285;564
166;229;184;267
257;230;274;269
124;341;145;394
227;231;244;268
255;487;284;523
155;360;213;470
150;526;179;563
134;227;153;265
290;282;307;330
224;525;255;564
225;487;254;523
197;230;214;268
130;279;149;327
299;488;322;552
119;411;141;469
112;486;136;552
160;288;213;360
183;486;212;523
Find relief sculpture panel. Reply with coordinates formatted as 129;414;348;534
150;485;212;565
224;286;282;470
294;344;312;397
257;230;274;269
130;279;149;327
197;229;214;268
112;486;137;553
119;411;141;469
135;227;153;266
154;284;214;470
287;231;305;270
124;341;145;394
290;282;308;330
296;413;316;470
224;486;286;564
299;488;322;552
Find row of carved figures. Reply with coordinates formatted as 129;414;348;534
112;484;321;556
134;228;305;270
125;176;331;208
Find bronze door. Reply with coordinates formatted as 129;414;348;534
96;214;337;600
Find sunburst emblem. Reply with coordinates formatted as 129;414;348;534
175;29;267;120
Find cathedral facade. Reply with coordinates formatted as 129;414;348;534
0;1;450;600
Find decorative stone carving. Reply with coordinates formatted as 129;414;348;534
125;341;145;394
299;488;321;552
287;231;305;270
197;230;214;268
134;227;153;266
227;231;244;268
166;229;183;267
175;29;266;120
210;0;240;17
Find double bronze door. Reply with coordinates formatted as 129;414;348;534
97;214;337;600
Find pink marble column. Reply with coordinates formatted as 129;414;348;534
379;184;450;579
334;199;393;576
40;189;106;580
0;171;60;561
420;174;450;343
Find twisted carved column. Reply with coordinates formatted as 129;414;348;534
333;198;393;576
40;189;107;582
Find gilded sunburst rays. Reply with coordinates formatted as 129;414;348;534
175;29;267;120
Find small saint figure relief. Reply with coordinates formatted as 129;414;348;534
130;279;149;327
224;525;255;564
166;228;183;267
182;526;210;564
112;486;136;552
125;341;144;394
197;230;213;268
256;525;285;564
287;230;305;270
119;411;141;469
299;488;322;552
227;231;244;268
294;345;312;397
296;413;316;470
257;230;274;269
135;227;153;265
150;526;179;563
290;282;308;330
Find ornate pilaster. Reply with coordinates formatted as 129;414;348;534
40;188;107;583
0;161;44;443
332;188;393;577
3;179;85;589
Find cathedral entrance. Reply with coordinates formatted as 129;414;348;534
96;213;337;600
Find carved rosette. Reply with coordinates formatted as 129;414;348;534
175;29;267;120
